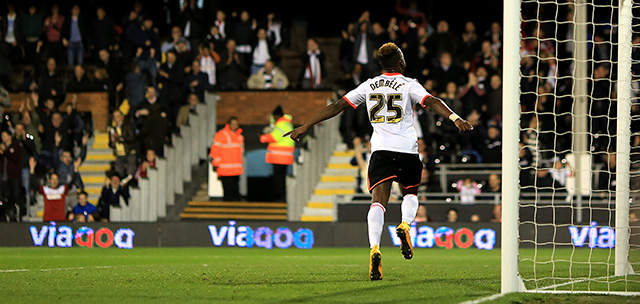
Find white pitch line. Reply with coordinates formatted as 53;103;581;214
0;265;115;273
458;293;505;304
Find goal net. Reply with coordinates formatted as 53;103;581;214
502;0;640;295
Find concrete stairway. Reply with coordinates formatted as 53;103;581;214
299;145;358;222
81;132;114;204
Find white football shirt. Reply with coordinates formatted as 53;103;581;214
343;73;432;154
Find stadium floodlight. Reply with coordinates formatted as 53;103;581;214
502;0;640;295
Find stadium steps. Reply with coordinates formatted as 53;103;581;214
180;201;288;220
300;144;358;222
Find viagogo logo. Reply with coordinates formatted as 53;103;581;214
388;224;497;250
208;221;314;249
30;222;135;249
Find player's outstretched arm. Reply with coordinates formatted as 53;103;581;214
423;96;474;132
284;98;351;141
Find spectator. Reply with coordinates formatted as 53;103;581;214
214;11;227;38
218;39;247;90
1;3;23;64
176;93;199;128
135;149;156;181
109;110;137;178
41;111;72;156
96;49;124;107
68;191;97;222
300;38;326;89
549;159;571;189
459;71;486;117
134;86;167;129
485;74;502;121
470;214;480;222
350;137;370;194
161;26;191;54
184;60;209;102
139;105;168;157
351;14;375;78
38;57;65;105
36;157;81;222
456;177;481;204
54;147;85;195
259;106;294;202
250;28;276;74
66;65;91;92
230;10;255;67
431;52;465;93
210;116;244;201
61;5;87;66
414;205;430;223
158;50;185;123
490;204;502;223
206;25;226;54
487;174;501;193
481;126;502;163
198;45;219;89
22;4;45;66
446;208;458;223
176;0;204;49
247;60;289;89
90;7;119;57
97;173;131;222
596;153;616;196
129;17;160;85
42;4;65;63
428;20;459;60
460;21;480;61
14;123;37;207
0;129;23;221
125;63;147;110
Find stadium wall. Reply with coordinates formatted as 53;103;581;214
0;221;620;250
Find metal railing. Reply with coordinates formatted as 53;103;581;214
286;107;342;221
110;93;218;222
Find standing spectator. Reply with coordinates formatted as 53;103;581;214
176;93;199;128
42;4;65;64
230;10;255;68
460;21;480;61
481;126;502;163
250;28;276;74
414;205;430;223
66;65;91;92
206;25;226;54
90;7;119;58
198;45;219;89
351;14;375;78
184;60;209;102
485;74;502;121
22;4;45;66
218;39;247;90
124;63;146;110
96;49;124;108
35;157;80;222
247;60;289;89
210;116;244;201
487;174;501;193
549;159;571;189
431;52;465;93
0;130;23;221
128;17;160;85
158;50;185;124
300;38;325;89
259;106;294;202
109;110;137;178
62;5;87;66
176;0;204;49
38;57;65;105
138;98;168;157
97;173;130;222
456;177;481;204
68;191;97;222
214;11;227;39
428;20;459;60
1;3;23;64
14;123;37;207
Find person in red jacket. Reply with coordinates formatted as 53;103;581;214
33;156;81;222
210;117;244;201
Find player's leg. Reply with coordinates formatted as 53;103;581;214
395;153;423;260
368;180;392;281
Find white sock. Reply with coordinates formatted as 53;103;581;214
401;194;419;225
367;202;386;248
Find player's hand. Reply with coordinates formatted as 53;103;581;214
284;125;309;142
454;119;474;132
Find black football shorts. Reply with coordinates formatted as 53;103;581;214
367;150;423;191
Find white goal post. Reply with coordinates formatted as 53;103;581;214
502;0;639;295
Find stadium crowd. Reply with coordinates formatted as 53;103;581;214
0;1;627;222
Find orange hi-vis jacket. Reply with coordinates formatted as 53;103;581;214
210;124;244;176
260;115;295;165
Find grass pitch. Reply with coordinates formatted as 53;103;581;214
0;247;638;303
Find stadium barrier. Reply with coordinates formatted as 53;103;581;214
1;221;622;250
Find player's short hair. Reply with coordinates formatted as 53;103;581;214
378;42;401;68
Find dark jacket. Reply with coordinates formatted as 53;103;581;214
0;140;22;180
109;121;136;156
91;16;118;50
98;184;131;220
0;13;24;44
62;14;88;45
158;62;185;105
